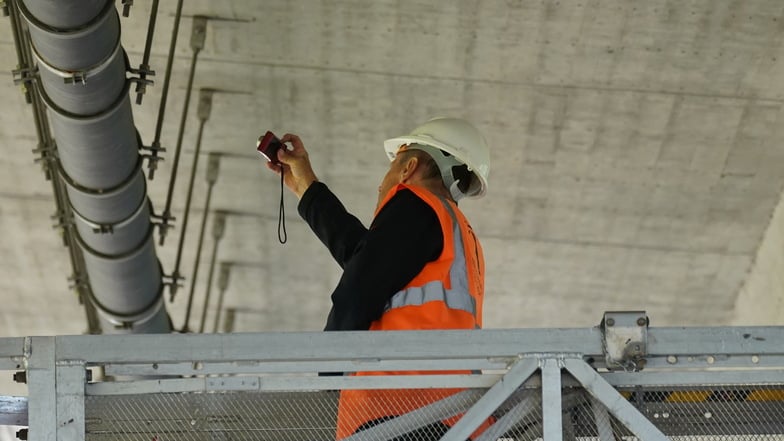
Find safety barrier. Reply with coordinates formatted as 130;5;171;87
1;311;783;440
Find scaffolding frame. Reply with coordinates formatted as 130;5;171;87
1;311;783;440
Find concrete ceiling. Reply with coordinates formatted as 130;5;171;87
1;0;783;337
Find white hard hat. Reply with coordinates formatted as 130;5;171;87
383;117;490;199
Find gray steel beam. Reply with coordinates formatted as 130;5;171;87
26;337;56;441
441;357;539;441
541;358;563;441
53;329;602;363
342;391;477;441
591;397;615;441
475;394;540;441
604;369;784;387
103;357;514;377
0;337;25;370
647;326;782;354
87;374;501;395
55;361;86;441
49;326;784;365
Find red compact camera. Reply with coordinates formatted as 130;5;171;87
257;131;283;164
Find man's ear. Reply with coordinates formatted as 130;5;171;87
400;156;419;182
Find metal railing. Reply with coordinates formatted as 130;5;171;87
1;311;783;440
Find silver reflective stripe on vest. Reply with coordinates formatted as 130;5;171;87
385;196;477;321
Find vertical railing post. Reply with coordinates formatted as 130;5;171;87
541;358;563;441
55;360;87;440
26;337;56;441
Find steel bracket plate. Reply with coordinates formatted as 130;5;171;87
602;311;648;371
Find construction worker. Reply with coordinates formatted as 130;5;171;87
266;117;490;440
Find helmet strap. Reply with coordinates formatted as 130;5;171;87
406;143;465;199
449;180;465;202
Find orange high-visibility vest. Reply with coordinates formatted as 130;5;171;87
336;183;486;439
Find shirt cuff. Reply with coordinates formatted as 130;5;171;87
297;181;327;219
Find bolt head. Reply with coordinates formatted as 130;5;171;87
606;318;615;327
12;371;26;384
637;317;647;326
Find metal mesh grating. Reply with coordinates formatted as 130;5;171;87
85;385;784;440
86;390;340;441
617;386;784;439
481;385;784;440
337;388;487;440
523;385;784;441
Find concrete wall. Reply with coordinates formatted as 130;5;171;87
733;188;784;325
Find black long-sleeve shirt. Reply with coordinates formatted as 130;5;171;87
297;182;444;331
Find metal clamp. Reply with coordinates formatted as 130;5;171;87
74;196;149;236
67;271;89;293
136;128;165;180
50;207;72;233
150;203;174;240
121;0;134;17
162;271;184;301
601;311;648;371
206;152;221;184
155;194;183;300
127;75;154;91
191;16;208;51
128;67;153;80
12;64;36;102
32;140;57;178
12;65;36;86
139;142;165;180
212;211;227;240
63;72;88;85
127;65;155;102
197;88;214;121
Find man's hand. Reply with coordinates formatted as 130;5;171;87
265;133;318;199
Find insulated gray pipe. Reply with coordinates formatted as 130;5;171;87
33;42;126;117
20;0;170;334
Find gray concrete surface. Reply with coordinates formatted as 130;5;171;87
0;0;783;338
733;189;784;324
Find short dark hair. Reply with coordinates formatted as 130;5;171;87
399;149;472;193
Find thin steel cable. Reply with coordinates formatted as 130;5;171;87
159;46;200;246
180;177;214;332
198;232;221;333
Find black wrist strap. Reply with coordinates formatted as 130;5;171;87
278;168;287;244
